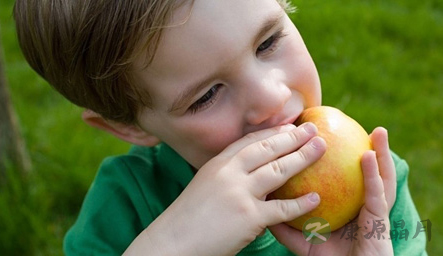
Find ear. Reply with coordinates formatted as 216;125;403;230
81;110;161;147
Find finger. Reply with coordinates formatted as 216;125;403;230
233;122;319;172
361;150;389;217
222;124;297;156
251;136;326;197
370;127;397;208
261;192;320;226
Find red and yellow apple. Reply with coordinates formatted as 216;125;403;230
271;106;371;231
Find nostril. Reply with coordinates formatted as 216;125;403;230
246;107;285;127
244;77;292;125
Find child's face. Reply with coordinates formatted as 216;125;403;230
134;0;321;169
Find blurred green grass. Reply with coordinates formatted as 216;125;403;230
1;0;442;255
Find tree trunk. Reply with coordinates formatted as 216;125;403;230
0;30;31;181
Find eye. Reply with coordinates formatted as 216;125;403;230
256;30;286;55
189;84;221;114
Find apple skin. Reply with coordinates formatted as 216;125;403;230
271;106;371;231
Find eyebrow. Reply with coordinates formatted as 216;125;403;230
168;10;285;113
255;10;285;46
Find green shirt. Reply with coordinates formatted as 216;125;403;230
64;143;427;255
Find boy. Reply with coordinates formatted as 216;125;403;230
14;0;427;255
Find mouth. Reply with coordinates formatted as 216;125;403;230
242;112;302;136
278;114;300;126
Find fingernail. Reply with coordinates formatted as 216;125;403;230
310;137;325;149
281;124;296;131
308;192;320;203
303;122;317;135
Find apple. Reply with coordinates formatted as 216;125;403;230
271;106;371;231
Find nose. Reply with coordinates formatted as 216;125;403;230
244;74;291;126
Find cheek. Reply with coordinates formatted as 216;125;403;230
172;120;244;169
184;121;243;154
283;42;321;106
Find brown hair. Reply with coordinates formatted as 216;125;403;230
14;0;294;124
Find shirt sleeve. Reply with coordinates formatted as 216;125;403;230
63;156;151;255
389;152;428;255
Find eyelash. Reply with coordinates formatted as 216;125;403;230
189;84;221;114
256;30;287;55
188;31;286;114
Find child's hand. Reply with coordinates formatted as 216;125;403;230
269;127;397;256
124;123;326;256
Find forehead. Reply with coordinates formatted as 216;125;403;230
137;0;284;105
